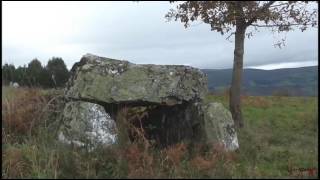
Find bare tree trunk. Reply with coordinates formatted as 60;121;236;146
230;24;246;129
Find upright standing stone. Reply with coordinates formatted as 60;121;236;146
202;102;239;150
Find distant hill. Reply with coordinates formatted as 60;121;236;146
201;66;318;96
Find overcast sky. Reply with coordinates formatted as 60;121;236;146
2;1;318;70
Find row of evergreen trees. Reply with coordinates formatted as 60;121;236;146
2;57;70;88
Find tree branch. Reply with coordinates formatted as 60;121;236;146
245;1;276;27
251;23;313;27
226;32;235;42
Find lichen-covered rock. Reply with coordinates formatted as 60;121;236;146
65;53;208;106
202;102;239;150
59;101;117;150
60;53;239;151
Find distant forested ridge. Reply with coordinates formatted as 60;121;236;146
202;66;318;96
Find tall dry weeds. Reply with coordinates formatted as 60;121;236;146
115;107;156;178
2;147;30;178
164;143;188;168
2;88;48;137
2;87;67;178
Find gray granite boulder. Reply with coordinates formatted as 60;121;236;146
59;101;117;150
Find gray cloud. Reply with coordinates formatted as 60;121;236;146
2;1;318;70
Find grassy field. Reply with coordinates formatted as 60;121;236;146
2;86;318;178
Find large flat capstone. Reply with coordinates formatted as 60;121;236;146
65;53;208;106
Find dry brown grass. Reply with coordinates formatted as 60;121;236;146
2;88;48;137
164;143;187;168
188;143;237;176
191;155;215;171
116;107;156;178
124;144;155;178
2;147;30;178
241;96;271;108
